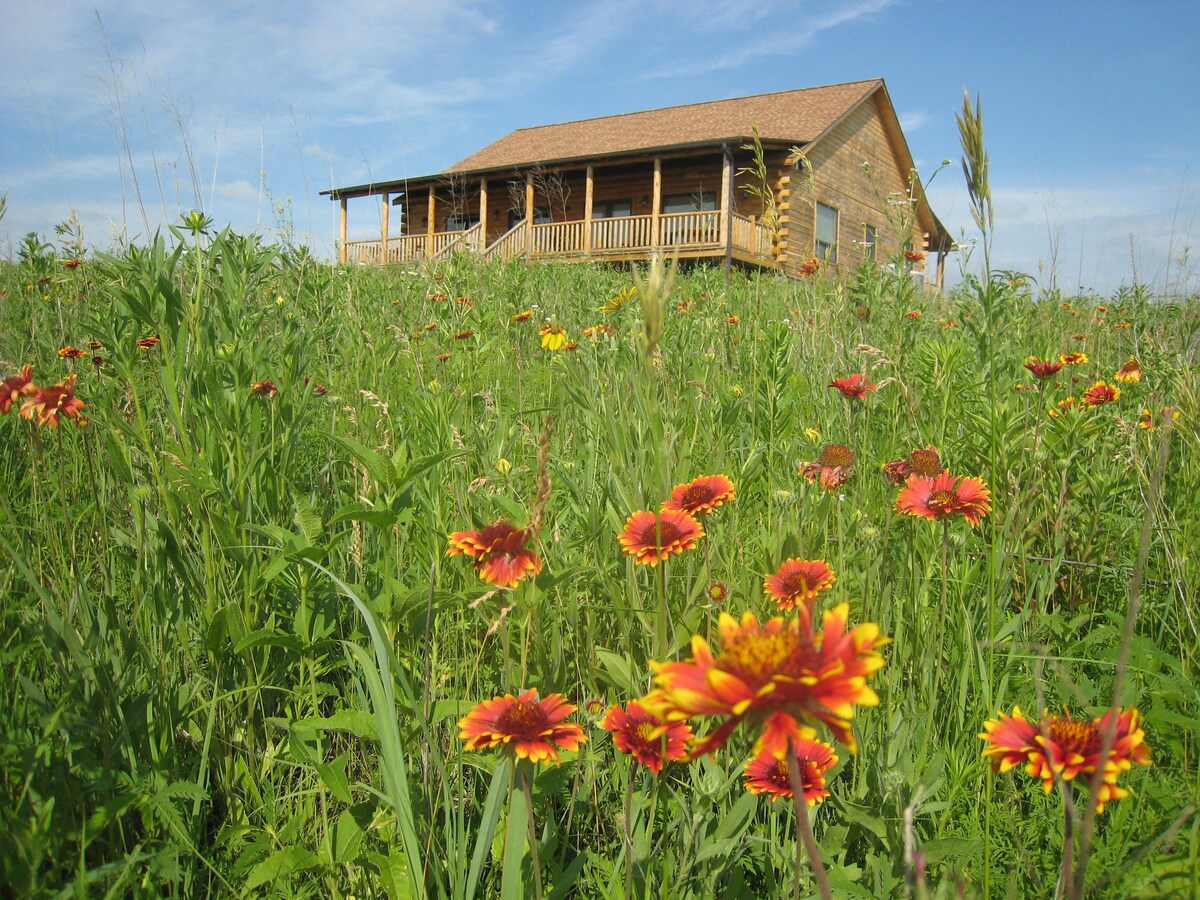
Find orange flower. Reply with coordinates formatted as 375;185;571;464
583;323;615;338
20;374;86;428
459;689;587;764
1113;358;1142;384
1138;406;1179;430
1023;357;1064;379
726;316;740;325
1080;381;1120;407
453;330;475;340
1049;396;1078;418
601;699;692;773
764;559;836;614
1;365;36;414
1059;352;1088;365
137;336;161;350
250;380;278;398
618;509;704;566
829;374;878;399
904;310;922;319
798;258;821;276
882;446;943;485
661;474;736;516
801;444;855;490
895;472;991;526
643;604;888;756
446;521;543;588
904;249;926;262
744;735;838;805
61;258;81;269
980;706;1151;812
706;581;729;603
511;310;534;323
58;346;86;359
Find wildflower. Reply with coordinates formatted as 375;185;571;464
1;365;36;414
425;322;438;330
904;250;926;263
58;346;86;360
1080;381;1120;407
882;459;912;486
455;295;472;306
496;458;512;474
583;323;615;338
429;292;448;302
707;581;729;603
764;559;836;614
980;706;1151;812
437;353;451;362
459;689;587;764
802;443;855;490
618;509;704;566
643;604;888;755
599;286;637;313
453;330;475;340
726;316;740;325
540;324;568;351
137;336;161;350
661;474;736;516
20;374;86;428
744;735;838;804
1113;358;1142;384
798;258;821;276
601;700;692;773
1113;321;1132;329
1138;406;1179;430
895;472;991;526
563;341;579;351
904;310;922;319
89;341;104;350
881;446;943;486
512;309;534;323
1072;333;1087;341
1049;396;1078;418
61;258;81;269
1059;352;1087;365
1024;357;1064;379
829;374;878;399
447;521;543;589
250;380;278;398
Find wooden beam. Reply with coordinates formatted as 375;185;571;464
426;186;436;256
525;171;534;255
651;157;662;249
380;192;389;265
479;178;488;248
583;164;594;254
338;197;348;264
721;146;733;279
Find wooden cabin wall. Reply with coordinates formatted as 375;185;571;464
780;94;926;278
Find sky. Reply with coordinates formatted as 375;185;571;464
2;0;1198;294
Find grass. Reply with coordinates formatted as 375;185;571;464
1;231;1198;898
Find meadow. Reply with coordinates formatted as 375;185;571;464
1;223;1197;898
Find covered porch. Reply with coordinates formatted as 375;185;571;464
330;149;780;271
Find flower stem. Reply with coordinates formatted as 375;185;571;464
623;759;638;900
1057;795;1077;900
787;738;832;900
520;761;544;900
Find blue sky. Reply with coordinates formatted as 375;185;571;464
2;0;1197;293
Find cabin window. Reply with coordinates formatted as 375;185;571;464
592;198;633;218
444;214;479;232
662;192;717;214
507;208;553;228
864;224;877;262
816;202;838;263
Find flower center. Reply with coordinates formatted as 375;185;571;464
1046;719;1100;755
633;721;658;745
641;519;683;546
718;626;805;687
927;489;960;512
683;485;713;505
497;701;546;738
818;444;856;468
908;449;942;476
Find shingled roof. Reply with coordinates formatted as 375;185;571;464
445;79;883;174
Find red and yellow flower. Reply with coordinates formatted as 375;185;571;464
459;689;587;764
600;699;692;773
1024;357;1064;379
618;509;704;566
801;444;855;491
20;374;86;428
744;734;838;805
764;558;836;614
250;380;278;398
1080;381;1120;407
980;706;1151;812
661;474;736;516
1059;351;1088;365
895;472;991;526
540;324;568;351
1;365;36;414
643;604;888;756
447;521;543;588
1113;358;1142;384
58;346;87;360
829;373;878;399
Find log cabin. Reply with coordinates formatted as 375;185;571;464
322;78;953;285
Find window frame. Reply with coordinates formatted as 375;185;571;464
815;202;839;263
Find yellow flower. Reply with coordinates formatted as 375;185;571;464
540;324;568;351
496;458;512;474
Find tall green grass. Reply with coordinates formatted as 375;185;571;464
1;232;1197;897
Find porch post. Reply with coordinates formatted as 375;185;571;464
721;144;734;279
380;192;389;265
338;196;348;264
936;250;946;290
426;186;436;256
479;178;488;250
651;157;662;250
525;171;534;255
583;164;594;255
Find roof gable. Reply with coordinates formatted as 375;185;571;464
445;79;883;174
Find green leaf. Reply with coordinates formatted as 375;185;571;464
243;846;322;892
